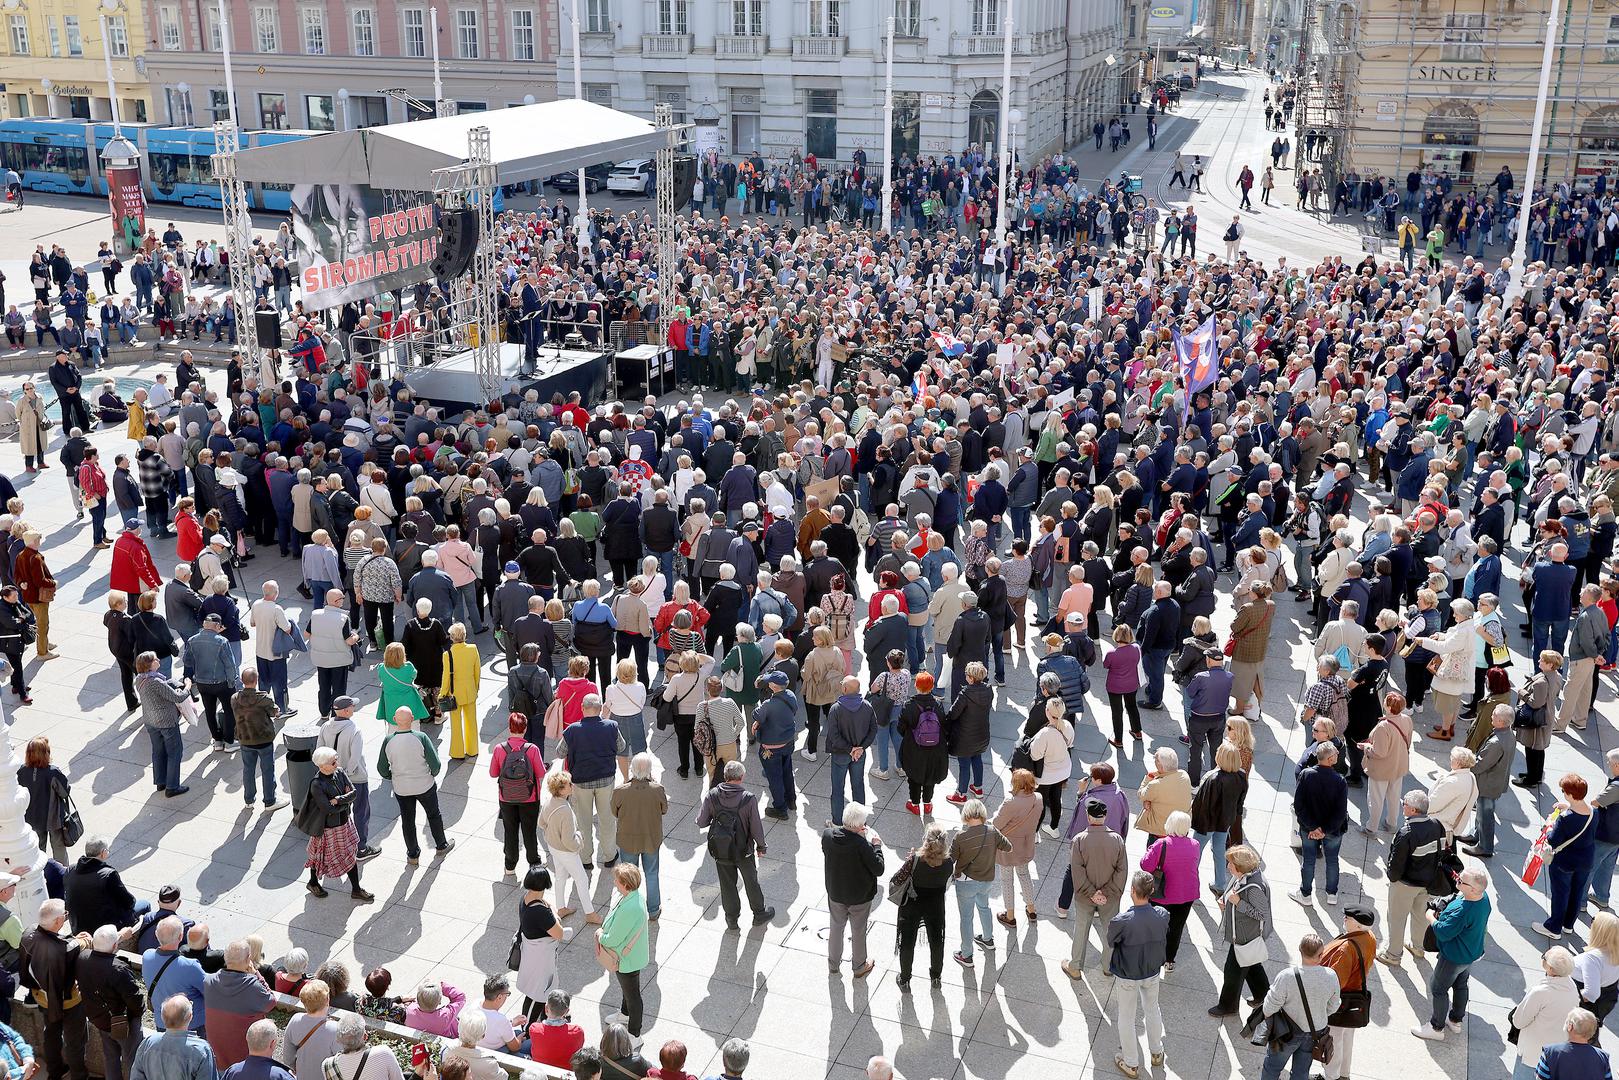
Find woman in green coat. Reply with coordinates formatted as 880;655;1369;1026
597;864;651;1036
719;623;764;712
376;640;430;726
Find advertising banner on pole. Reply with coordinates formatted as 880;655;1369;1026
289;183;442;310
106;164;146;256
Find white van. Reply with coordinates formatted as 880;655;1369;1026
607;159;655;196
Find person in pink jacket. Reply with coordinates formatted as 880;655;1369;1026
404;979;465;1038
1141;811;1202;971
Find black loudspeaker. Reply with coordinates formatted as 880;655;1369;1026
671;154;696;205
431;207;479;280
254;308;282;349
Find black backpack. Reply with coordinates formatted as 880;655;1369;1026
706;802;749;863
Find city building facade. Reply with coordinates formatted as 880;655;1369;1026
140;0;558;133
558;0;1123;166
1316;0;1619;191
1;0;153;123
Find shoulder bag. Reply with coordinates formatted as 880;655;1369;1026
439;646;459;713
595;917;646;972
1292;969;1335;1064
53;777;84;847
1326;938;1372;1029
887;851;919;906
865;672;895;727
1230;881;1270;967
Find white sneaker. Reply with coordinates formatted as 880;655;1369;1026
872;769;889;780
1039;824;1061;840
1411;1026;1444;1042
801;748;817;762
1325;893;1338;906
1533;922;1562;939
1287;890;1312;906
1445;1019;1463;1034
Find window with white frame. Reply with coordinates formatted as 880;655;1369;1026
204;7;222;50
8;14;29;54
731;0;761;35
64;14;81;55
158;5;182;50
585;0;610;33
894;0;921;36
657;0;686;34
402;7;426;56
300;8;325;54
352;8;375;55
106;16;129;56
254;6;278;51
46;17;61;56
1606;14;1619;61
455;8;479;57
1440;13;1485;61
808;0;840;35
511;9;534;59
972;0;1000;35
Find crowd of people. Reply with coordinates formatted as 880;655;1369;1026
4;105;1619;1080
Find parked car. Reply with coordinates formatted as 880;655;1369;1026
547;161;613;193
607;159;655;196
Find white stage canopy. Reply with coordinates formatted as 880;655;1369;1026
232;99;671;189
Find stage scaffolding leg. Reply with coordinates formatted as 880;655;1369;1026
210;121;260;388
654;103;678;397
433;126;501;405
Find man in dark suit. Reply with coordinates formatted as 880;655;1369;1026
1134;581;1182;710
63;838;151;935
1174;548;1218;632
1470;487;1508;551
976;561;1012;685
862;598;909;681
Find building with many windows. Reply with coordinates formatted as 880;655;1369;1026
0;0;151;122
559;0;1124;165
1304;0;1619;191
141;0;558;133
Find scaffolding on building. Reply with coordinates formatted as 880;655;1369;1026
1292;0;1356;189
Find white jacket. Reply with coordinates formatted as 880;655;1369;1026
1427;768;1479;839
1513;975;1580;1068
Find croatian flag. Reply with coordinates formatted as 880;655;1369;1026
931;330;967;357
912;365;929;399
1174;315;1219;420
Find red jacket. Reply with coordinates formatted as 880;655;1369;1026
175;511;204;562
14;547;53;605
109;532;160;594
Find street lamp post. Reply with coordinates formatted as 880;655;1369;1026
569;0;589;266
881;15;895;235
993;0;1017;286
1506;0;1563;304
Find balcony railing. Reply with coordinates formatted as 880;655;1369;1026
716;33;766;58
641;32;692;56
792;34;847;58
953;32;1031;56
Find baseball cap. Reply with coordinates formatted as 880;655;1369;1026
1204;646;1226;661
209;533;230;546
332;696;357;712
761;671;789;688
504;561;521;574
203;613;224;626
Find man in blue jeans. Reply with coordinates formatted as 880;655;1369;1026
1586;750;1619;906
751;671;798;819
1134;582;1180;710
1290;743;1348;906
950;799;1011;967
1258;933;1342;1079
1412;868;1491;1041
1461;705;1515;858
824;677;875;826
230;667;283;810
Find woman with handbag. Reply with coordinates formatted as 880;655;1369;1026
513;865;566;1025
992;769;1045;928
17;736;73;861
1515;650;1565;789
1537;773;1598;939
297;746;374;901
1318;906;1378;1080
893;822;955;992
1142;811;1200;971
440;623;482;760
379;640;432;728
1413;597;1479;741
0;585;37;704
1510;946;1580;1080
1359;690;1414;834
595;864;650;1038
1208;844;1273;1023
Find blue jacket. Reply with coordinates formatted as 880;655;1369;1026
1106;901;1169;980
559;717;623;784
1463;554;1502;603
752;689;799;747
1187;667;1234;717
183;629;240;687
1395;454;1433;501
970;479;1008;522
1531;561;1578;621
1431;892;1491;965
1293;763;1350;837
1036;653;1088;712
141;949;207;1032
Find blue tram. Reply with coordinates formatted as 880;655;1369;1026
0;118;315;211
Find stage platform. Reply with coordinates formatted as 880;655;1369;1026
400;344;612;412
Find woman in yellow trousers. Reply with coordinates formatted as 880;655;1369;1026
440;622;482;760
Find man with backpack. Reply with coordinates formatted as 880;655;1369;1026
695;760;775;929
491;714;546;876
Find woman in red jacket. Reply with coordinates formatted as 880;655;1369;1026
109;524;161;596
174;496;204;562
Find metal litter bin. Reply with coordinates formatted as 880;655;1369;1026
283;720;322;814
